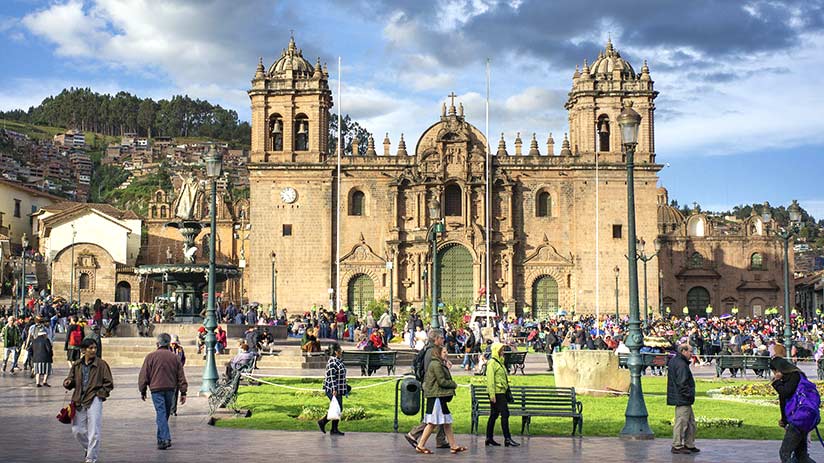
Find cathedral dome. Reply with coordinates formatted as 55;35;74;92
658;203;685;234
269;37;314;76
590;38;636;79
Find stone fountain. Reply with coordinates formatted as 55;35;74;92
136;173;240;320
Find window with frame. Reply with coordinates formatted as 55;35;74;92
349;190;365;216
444;184;462;216
612;224;622;239
14;199;21;218
750;252;763;270
689;252;704;269
536;191;551;217
282;224;292;236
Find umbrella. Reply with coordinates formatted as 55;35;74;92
558;310;568;316
720;313;733;320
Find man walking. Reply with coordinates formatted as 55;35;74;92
667;343;699;454
138;333;188;450
2;316;22;374
63;338;114;463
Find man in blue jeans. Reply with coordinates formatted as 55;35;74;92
138;333;188;450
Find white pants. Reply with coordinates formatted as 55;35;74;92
72;396;102;463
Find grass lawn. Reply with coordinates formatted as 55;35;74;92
217;374;784;440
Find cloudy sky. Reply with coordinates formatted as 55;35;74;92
2;0;823;217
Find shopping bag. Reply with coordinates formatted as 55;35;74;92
326;397;341;420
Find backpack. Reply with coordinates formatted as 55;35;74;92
413;345;432;381
786;375;821;433
68;327;83;346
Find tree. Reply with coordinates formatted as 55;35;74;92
137;99;158;138
329;113;371;155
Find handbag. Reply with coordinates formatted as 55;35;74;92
505;387;515;403
57;400;75;424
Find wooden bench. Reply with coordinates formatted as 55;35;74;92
617;353;669;373
470;384;583;436
715;355;744;377
503;351;528;375
715;355;769;378
342;350;397;376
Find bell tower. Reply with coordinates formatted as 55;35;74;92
565;38;658;161
249;36;333;163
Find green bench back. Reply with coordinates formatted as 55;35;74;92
471;384;577;414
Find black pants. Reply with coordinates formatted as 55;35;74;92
486;393;511;440
321;391;343;432
779;424;816;463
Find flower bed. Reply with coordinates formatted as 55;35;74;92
662;416;743;429
718;381;824;398
297;405;367;421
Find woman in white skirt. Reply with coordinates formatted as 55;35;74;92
31;328;53;387
416;345;466;454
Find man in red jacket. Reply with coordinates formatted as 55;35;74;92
138;333;188;450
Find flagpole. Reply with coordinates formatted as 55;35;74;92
595;122;600;335
336;56;342;311
485;59;491;314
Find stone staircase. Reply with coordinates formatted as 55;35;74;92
56;336;328;369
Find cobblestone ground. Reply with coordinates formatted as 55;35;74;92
0;361;808;463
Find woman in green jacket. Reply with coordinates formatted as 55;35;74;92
416;345;466;454
485;343;520;447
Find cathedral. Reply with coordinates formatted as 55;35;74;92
245;37;662;318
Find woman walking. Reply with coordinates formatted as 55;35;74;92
770;357;817;463
485;343;520;447
31;328;53;387
416;345;466;454
318;343;348;436
65;317;85;367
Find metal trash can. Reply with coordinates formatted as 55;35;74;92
400;377;421;415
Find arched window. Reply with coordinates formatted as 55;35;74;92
294;114;308;151
597;115;610;152
79;273;90;290
536;191;551;217
444;184;462;216
156;191;163;202
688;252;704;269
687;217;706;237
349;190;365;216
150;205;157;218
160;205;166;218
269;114;283;151
751;252;763;270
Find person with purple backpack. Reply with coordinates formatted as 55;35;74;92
770;356;819;463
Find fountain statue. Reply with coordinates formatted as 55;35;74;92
136;176;240;320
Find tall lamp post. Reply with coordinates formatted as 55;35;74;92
276;251;278;317
763;200;802;356
386;259;394;321
637;238;660;325
200;144;223;394
18;233;29;318
614;266;620;321
69;224;76;305
428;196;445;330
617;100;654;439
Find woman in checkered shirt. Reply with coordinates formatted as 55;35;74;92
318;343;348;436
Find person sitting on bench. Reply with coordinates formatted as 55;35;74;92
224;342;255;378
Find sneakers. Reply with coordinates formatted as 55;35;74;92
685;447;700;453
671;447;691;454
157;440;171;450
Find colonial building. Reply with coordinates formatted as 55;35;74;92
33;202;142;303
245;37;662;318
657;190;792;318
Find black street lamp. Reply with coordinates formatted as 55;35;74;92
276;251;278;317
386;259;394;321
69;224;76;305
200;144;223;394
617;100;654;440
637;238;661;325
763;200;802;356
428;195;445;330
18;233;29;318
614;266;620;320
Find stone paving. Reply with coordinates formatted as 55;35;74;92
0;360;814;463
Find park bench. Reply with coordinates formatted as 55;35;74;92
470;384;583;436
208;359;256;416
503;351;528;375
715;355;769;378
617;353;669;374
715;355;744;377
342;350;397;376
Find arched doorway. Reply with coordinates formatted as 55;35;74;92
115;281;131;302
532;276;559;320
347;274;374;319
686;286;710;318
437;244;473;308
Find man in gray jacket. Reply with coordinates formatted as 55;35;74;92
139;333;188;450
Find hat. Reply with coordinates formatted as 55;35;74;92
171;335;180;345
37;328;47;337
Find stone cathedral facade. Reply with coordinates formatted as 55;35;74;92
246;37;661;318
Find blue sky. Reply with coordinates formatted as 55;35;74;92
1;0;823;218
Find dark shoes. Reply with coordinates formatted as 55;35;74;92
317;418;327;434
157;440;171;450
436;443;451;449
485;439;501;447
686;447;700;453
330;430;345;436
504;439;521;447
671;447;691;454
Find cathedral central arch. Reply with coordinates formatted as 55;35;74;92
437;244;473;308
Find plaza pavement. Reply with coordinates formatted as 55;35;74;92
0;359;814;463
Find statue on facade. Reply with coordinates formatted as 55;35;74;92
173;172;204;221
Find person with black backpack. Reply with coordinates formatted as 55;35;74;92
771;356;819;463
406;329;449;449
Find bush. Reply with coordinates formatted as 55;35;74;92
662;416;743;429
719;381;824;398
297;405;367;421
